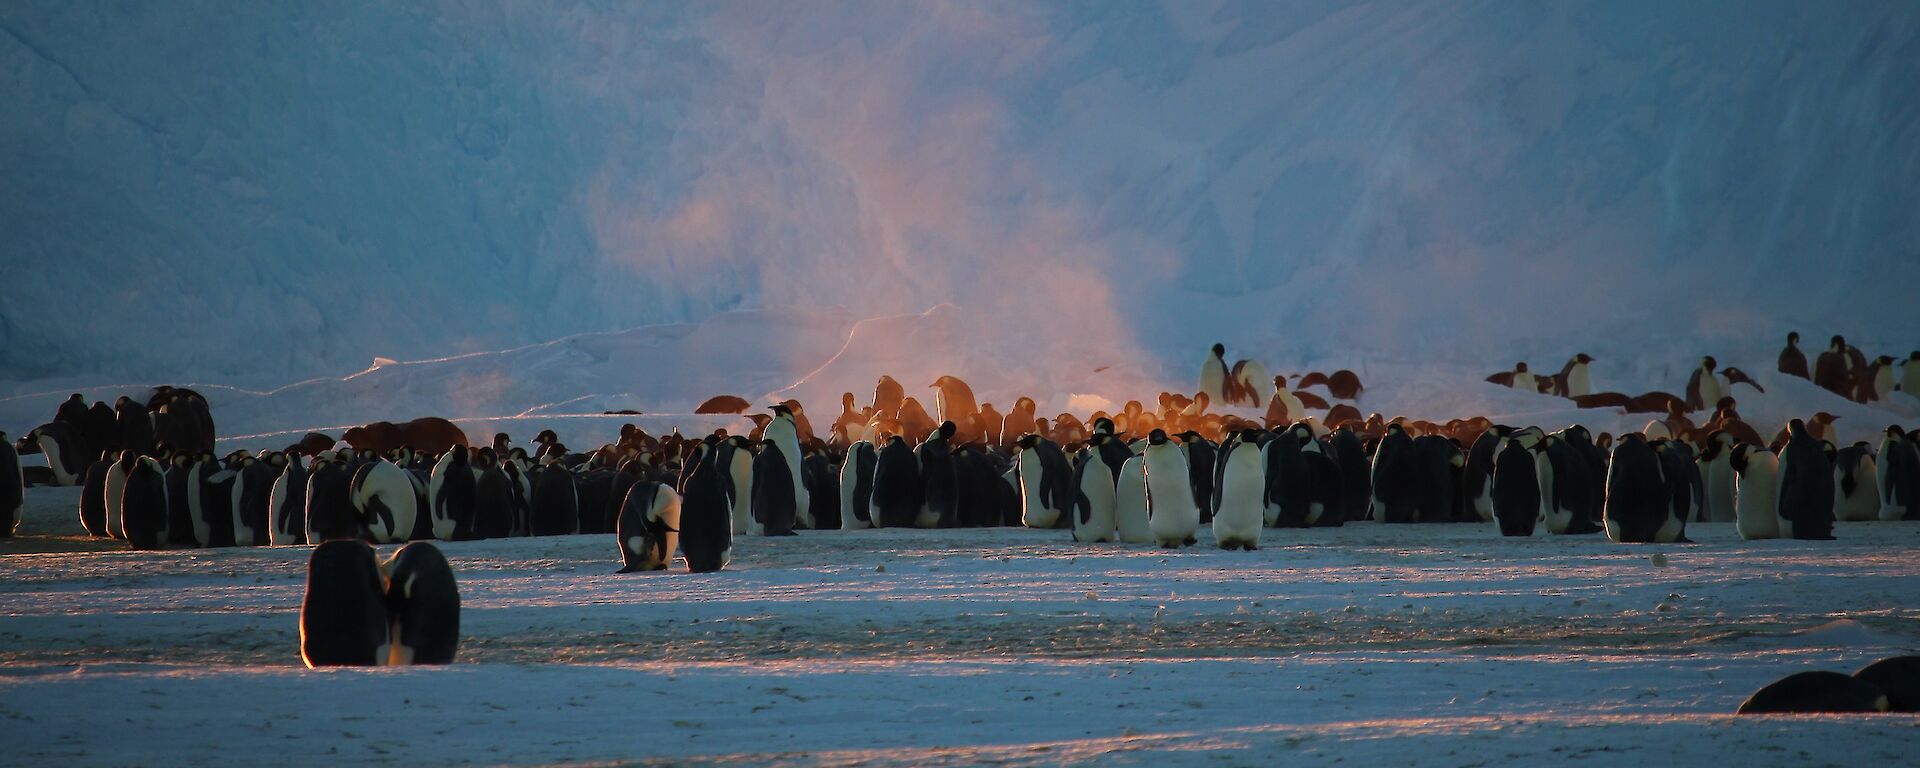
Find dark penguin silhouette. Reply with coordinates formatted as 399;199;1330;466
1412;435;1465;523
78;457;112;537
163;453;197;545
1542;433;1600;534
234;457;276;545
1652;440;1700;540
870;435;923;528
473;450;514;539
529;464;579;536
842;441;877;528
382;542;460;665
1877;426;1919;521
751;438;800;536
916;422;959;527
1775;419;1835;540
1853;656;1920;712
1603;434;1679;543
300;540;389;668
270;455;310;545
1370;424;1418;523
0;435;20;537
431;448;477;541
1737;671;1888;714
1491;439;1542;537
114;398;153;456
678;440;733;573
121;457;170;550
305;458;359;543
1813;336;1852;397
1776;332;1809;379
1180;432;1217;525
803;451;841;530
1326;427;1371;522
1262;427;1310;528
1465;426;1511;522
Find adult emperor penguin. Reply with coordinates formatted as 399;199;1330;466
762;404;811;529
1652;440;1700;538
1695;431;1739;523
268;454;310;545
300;540;389;667
1212;429;1265;550
428;447;475;540
471;449;514;539
1777;332;1810;379
381;542;459;665
1604;434;1679;543
1879;427;1920;521
916;422;959;528
1491;437;1545;537
1684;356;1725;413
751;437;800;536
1730;443;1780;539
1542;430;1600;534
24;423;84;487
1775;419;1836;540
1832;442;1881;522
1370;423;1418;523
615;480;682;572
121;456;170;550
1014;434;1072;529
930;376;979;432
839;440;877;530
1413;434;1467;523
1814;336;1852;397
231;455;276;546
872;375;906;416
1261;425;1310;527
1144;430;1200;547
1737;671;1890;715
679;439;733;573
526;465;577;536
192;452;238;547
1854;656;1920;712
1070;434;1118;543
1113;452;1152;543
1903;351;1920;395
1465;426;1512;522
1327;427;1372;522
0;434;23;536
870;435;922;529
1554;354;1595;398
1200;344;1230;403
714;435;756;535
305;454;360;543
77;456;111;538
351;459;417;544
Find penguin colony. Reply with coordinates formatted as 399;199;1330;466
7;335;1918;681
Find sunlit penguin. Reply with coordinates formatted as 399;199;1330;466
1685;356;1725;412
677;440;732;573
1113;452;1152;544
1200;344;1229;403
1070;435;1118;543
1832;442;1880;522
839;440;876;530
615;481;681;572
1554;354;1595;398
381;542;459;665
300;540;389;667
1232;360;1274;410
24;423;84;487
104;451;136;539
1730;443;1780;540
1211;429;1265;550
1775;419;1836;540
351;458;417;544
1879;426;1919;521
715;435;756;535
1014;434;1071;529
1695;431;1738;523
1144;430;1200;548
762;404;811;529
267;453;309;545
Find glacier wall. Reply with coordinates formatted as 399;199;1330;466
2;0;1916;386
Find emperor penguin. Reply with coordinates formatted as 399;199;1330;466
1211;429;1265;550
25;423;84;487
751;437;800;536
1413;434;1466;523
351;459;418;544
1113;452;1152;543
1737;672;1891;715
528;464;580;535
763;404;811;529
380;542;460;665
1652;440;1700;538
1070;435;1118;542
1730;443;1780;539
300;540;389;667
1369;424;1418;523
1491;437;1544;537
870;435;922;529
121;456;170;550
715;435;756;535
1465;426;1512;522
1327;427;1372;522
1695;431;1739;523
1685;356;1724;413
916;422;959;528
1261;426;1310;527
615;480;682;572
231;455;276;545
839;440;876;530
1832;443;1880;522
1555;354;1595;398
1199;344;1229;403
1777;332;1810;379
104;451;135;540
1014;434;1071;529
677;439;732;573
872;375;906;416
1265;377;1306;428
428;447;475;540
1603;433;1678;543
1774;419;1836;540
0;435;22;537
471;450;514;539
930;376;980;433
1878;426;1919;521
1869;356;1898;401
1541;431;1600;534
1144;430;1200;548
1234;360;1275;410
1814;336;1852;397
1902;351;1920;395
1511;363;1537;393
268;454;310;545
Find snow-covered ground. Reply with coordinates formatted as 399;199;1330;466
3;486;1914;766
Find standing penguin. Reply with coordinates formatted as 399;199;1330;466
615;481;681;572
930;376;979;434
1832;443;1881;522
1261;426;1310;527
528;464;580;535
762;404;811;529
803;450;841;530
1212;429;1265;550
162;453;197;545
678;440;733;573
1464;426;1511;522
114;398;153;456
1370;424;1418;523
1014;434;1072;529
300;540;389;667
78;457;113;537
1778;332;1810;379
193;453;238;547
838;441;877;530
428;448;475;541
1326;427;1371;522
1685;356;1725;413
1814;336;1852;397
305;456;359;543
471;450;514;539
1113;453;1152;544
1554;354;1595;398
1775;419;1836;540
105;451;138;540
1144;430;1200;548
1903;352;1920;395
1541;431;1600;534
870;435;922;529
353;459;419;544
751;437;800;536
381;542;459;665
715;435;756;535
121;456;170;550
231;456;276;545
1879;426;1919;521
1696;431;1739;523
1180;432;1217;524
24;423;85;487
916;422;959;528
1200;344;1229;403
1070;435;1118;543
268;454;310;545
1603;434;1680;543
1731;444;1780;539
1652;441;1700;539
0;435;23;536
1491;438;1545;537
1412;435;1466;523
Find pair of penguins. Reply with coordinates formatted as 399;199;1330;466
611;405;816;573
300;539;459;668
1739;655;1918;715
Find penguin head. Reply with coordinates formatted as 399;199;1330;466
1148;429;1169;446
1239;428;1263;444
1211;343;1225;358
1093;417;1115;436
1831;335;1846;350
938;421;958;440
1787;418;1808;438
770;403;793;418
1575;353;1594;364
1386;423;1407;436
1014;434;1040;450
1728;443;1751;471
1787;331;1799;345
1812;411;1838;425
1515;362;1529;373
1702;356;1717;370
1877;355;1896;365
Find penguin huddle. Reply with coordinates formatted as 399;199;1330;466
15;387;214;488
1738;655;1918;714
1780;332;1914;405
300;540;460;667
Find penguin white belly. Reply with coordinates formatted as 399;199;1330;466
103;465;129;539
730;453;755;535
1512;372;1536;392
1566;364;1592;398
1200;358;1227;402
1276;390;1304;421
1700;373;1724;406
838;449;869;530
38;435;76;487
1072;464;1117;543
1144;447;1199;547
1242;362;1274;410
1018;450;1060;528
1736;453;1780;540
1537;451;1571;534
1835;458;1881;522
1113;457;1151;544
1211;450;1263;550
231;473;254;546
767;420;809;529
187;466;211;545
1700;459;1737;522
1874;368;1895;399
1642;420;1672;441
